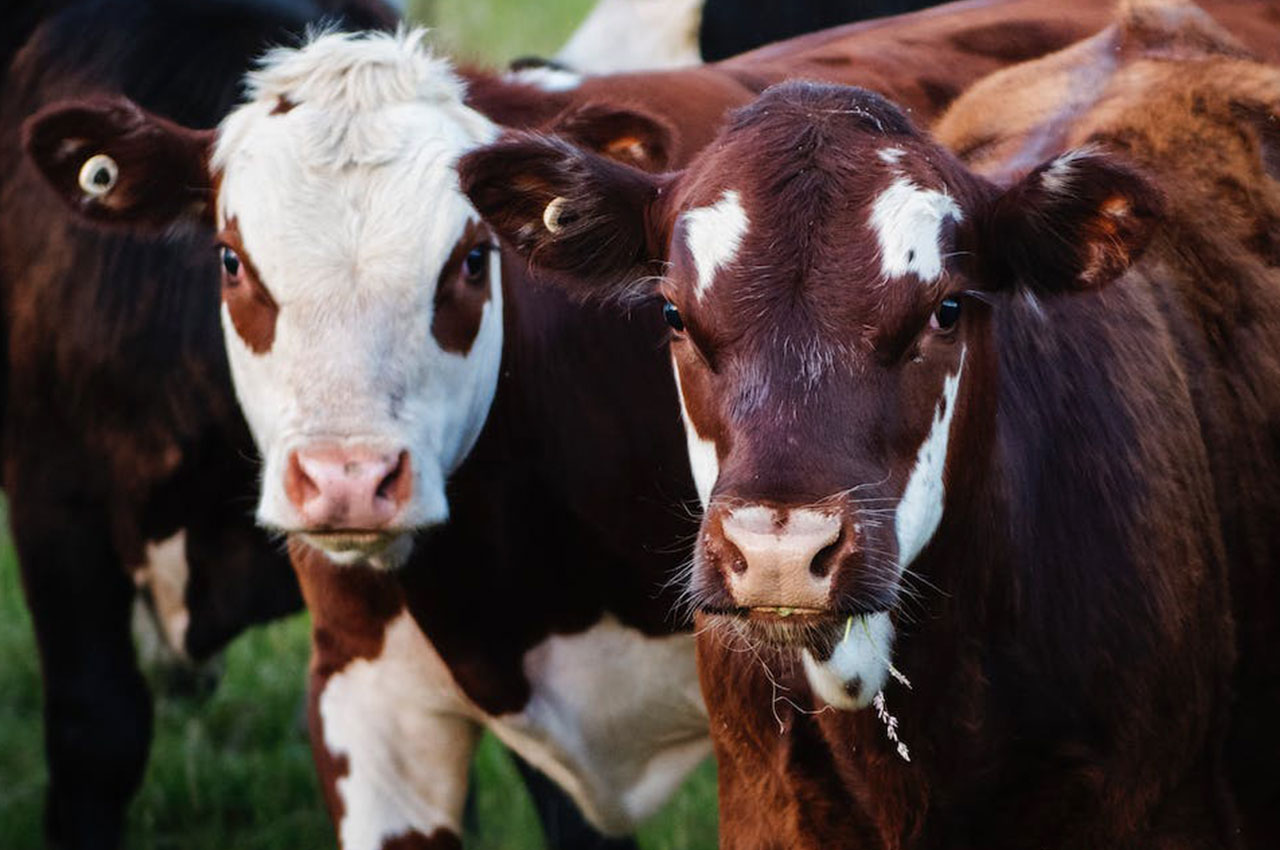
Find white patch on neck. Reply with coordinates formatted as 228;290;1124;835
682;190;748;301
895;349;966;569
868;177;962;281
878;147;905;164
320;612;476;850
505;65;583;92
132;529;190;654
802;611;895;710
671;358;718;507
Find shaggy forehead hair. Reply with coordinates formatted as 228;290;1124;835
213;28;490;171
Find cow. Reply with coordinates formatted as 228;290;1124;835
457;0;1280;846
554;0;944;73
25;0;1259;845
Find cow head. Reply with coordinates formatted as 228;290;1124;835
462;81;1161;707
24;29;672;569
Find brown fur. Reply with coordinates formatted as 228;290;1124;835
217;217;279;354
461;1;1280;846
430;220;493;356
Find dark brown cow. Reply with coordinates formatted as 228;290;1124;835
29;0;1280;847
461;0;1280;846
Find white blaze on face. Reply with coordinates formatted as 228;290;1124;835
212;31;503;555
683;189;749;301
803;611;894;710
895;349;966;569
671;359;718;508
868;176;962;281
319;611;479;849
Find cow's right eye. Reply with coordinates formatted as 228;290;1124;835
663;301;684;332
221;247;242;279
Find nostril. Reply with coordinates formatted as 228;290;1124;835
375;450;412;507
284;451;320;509
810;522;855;578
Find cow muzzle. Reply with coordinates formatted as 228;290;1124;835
283;443;413;559
701;504;857;619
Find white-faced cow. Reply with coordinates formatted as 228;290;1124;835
460;0;1280;846
23;0;1270;846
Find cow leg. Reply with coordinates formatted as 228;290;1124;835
9;503;150;850
511;755;640;850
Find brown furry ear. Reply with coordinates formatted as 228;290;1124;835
23;96;214;230
548;102;677;172
984;149;1163;291
458;131;671;300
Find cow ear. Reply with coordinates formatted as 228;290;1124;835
458;131;670;300
548;103;676;172
983;149;1163;292
23;96;215;230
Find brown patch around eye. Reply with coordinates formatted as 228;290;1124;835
271;95;298;116
432;220;494;355
218;216;279;354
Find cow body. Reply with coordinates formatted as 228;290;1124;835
462;0;1280;846
26;0;1263;846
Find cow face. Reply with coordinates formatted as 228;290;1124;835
25;32;504;568
463;81;1160;707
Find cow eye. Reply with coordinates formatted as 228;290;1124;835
221;246;242;279
663;301;684;332
932;296;961;330
464;244;489;281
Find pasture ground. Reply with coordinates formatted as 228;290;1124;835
0;1;719;847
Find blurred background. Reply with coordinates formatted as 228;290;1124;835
0;2;717;848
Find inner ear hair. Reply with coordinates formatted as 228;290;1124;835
986;149;1164;292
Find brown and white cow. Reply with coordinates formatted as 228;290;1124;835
460;0;1280;845
25;0;1276;846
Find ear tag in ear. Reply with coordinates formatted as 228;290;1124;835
77;154;119;198
543;196;568;234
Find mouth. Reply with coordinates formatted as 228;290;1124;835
299;530;407;561
707;606;891;653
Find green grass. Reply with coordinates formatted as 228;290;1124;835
0;4;719;848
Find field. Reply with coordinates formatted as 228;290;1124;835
0;2;719;848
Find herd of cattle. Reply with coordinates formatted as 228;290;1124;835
5;0;1280;847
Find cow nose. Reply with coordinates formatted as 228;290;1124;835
284;445;412;530
716;506;844;610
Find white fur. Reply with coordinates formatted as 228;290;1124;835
504;65;583;92
671;359;719;507
491;616;709;833
877;147;905;164
213;31;503;563
319;611;708;842
868;177;962;281
557;0;702;72
1039;148;1095;196
320;612;478;849
683;189;749;301
895;350;965;568
802;611;894;710
132;529;190;654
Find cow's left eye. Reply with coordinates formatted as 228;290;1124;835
932;296;961;330
663;301;685;332
221;246;242;279
464;245;489;281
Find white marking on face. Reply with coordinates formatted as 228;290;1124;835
802;611;894;710
504;65;583;91
671;358;718;508
682;189;749;301
489;615;709;833
319;611;478;850
877;147;905;164
556;0;703;72
868;177;962;281
895;349;966;568
211;31;504;558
